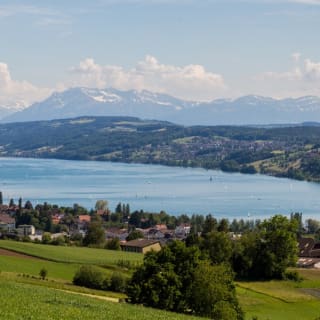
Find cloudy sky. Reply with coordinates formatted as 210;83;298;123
1;0;320;106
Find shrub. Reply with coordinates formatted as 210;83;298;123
284;270;303;282
105;238;121;251
39;268;48;280
73;265;105;290
109;272;127;293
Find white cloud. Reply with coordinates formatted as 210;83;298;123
251;54;320;98
69;55;226;101
0;62;51;107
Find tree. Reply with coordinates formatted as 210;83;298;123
42;232;52;244
127;241;243;319
258;215;298;279
191;261;243;320
95;200;108;211
126;230;144;241
127;241;200;313
0;191;3;205
202;231;232;265
202;214;217;235
105;238;121;250
83;221;105;247
306;218;320;234
9;198;14;207
39;268;48;280
232;215;298;280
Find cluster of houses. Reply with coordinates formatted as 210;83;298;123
0;204;191;254
297;237;320;269
3;202;320;262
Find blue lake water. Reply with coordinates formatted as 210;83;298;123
0;157;320;220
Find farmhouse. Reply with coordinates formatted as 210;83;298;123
0;213;15;232
17;224;35;236
298;237;320;258
121;239;161;254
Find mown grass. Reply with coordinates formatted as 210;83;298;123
0;240;142;266
238;268;320;320
0;272;126;300
0;278;207;320
0;255;78;281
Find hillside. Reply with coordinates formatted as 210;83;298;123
1;116;320;181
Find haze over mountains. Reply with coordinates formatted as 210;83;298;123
3;87;320;125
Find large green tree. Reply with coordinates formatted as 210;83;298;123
191;261;243;320
127;241;243;319
83;221;105;246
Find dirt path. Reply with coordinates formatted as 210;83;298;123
0;248;40;260
55;289;120;303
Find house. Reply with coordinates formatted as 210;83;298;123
146;228;165;240
106;227;129;241
0;213;15;232
121;239;161;254
297;258;320;269
77;215;91;231
175;223;191;238
17;225;35;236
298;237;320;257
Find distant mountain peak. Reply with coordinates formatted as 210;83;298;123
3;87;320;125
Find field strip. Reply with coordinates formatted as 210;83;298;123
237;284;292;303
54;288;120;303
0;248;42;260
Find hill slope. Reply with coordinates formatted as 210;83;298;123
1;116;320;181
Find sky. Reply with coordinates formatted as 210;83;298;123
1;0;320;106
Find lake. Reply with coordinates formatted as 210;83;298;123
0;157;319;220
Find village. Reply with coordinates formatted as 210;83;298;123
1;193;320;269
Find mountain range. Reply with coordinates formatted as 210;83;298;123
3;87;320;125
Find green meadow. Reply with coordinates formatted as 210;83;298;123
0;240;320;320
0;240;142;266
237;269;320;320
0;279;207;320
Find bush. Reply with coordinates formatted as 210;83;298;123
51;235;66;246
284;270;303;282
73;265;105;290
39;268;48;280
42;232;52;244
105;238;121;250
109;272;127;293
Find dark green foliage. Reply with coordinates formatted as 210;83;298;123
109;272;127;293
105;238;121;251
2;116;320;181
42;232;52;244
284;270;303;282
73;266;127;293
73;265;105;290
191;261;242;319
83;221;105;247
126;230;144;241
127;241;243;319
39;267;48;280
232;215;298;280
202;231;232;265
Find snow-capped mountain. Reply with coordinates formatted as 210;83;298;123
3;87;320;125
2;87;190;123
0;102;26;120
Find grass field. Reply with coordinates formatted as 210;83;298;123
1;240;320;319
0;240;142;266
0;278;208;320
0;255;79;281
237;268;320;320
